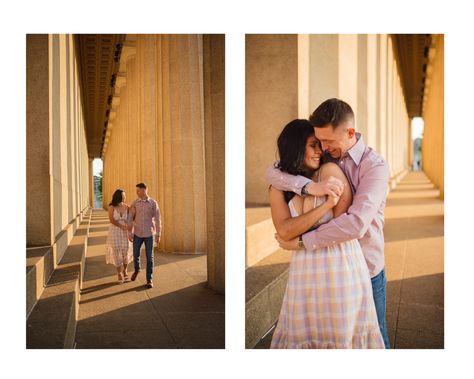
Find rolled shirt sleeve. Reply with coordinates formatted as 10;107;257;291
302;159;390;251
265;163;312;196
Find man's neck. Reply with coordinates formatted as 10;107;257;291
342;136;358;155
139;195;149;200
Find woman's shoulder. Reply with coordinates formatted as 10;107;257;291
319;162;344;178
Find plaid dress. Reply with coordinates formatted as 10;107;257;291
270;194;385;349
105;207;133;267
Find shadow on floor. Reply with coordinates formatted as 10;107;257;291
76;281;225;348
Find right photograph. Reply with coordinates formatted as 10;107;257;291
245;34;444;349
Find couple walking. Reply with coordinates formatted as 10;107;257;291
267;98;390;349
105;182;162;289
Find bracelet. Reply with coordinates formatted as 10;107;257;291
297;235;305;249
301;183;309;196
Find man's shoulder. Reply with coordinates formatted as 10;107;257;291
361;146;390;175
148;197;159;206
363;146;387;166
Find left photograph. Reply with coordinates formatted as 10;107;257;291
26;34;225;349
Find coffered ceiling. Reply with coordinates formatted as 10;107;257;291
392;34;432;118
75;34;126;158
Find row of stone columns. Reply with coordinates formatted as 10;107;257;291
26;34;90;247
301;34;410;181
245;34;412;205
102;35;225;293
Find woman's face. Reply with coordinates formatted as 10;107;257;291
122;192;126;202
303;134;322;170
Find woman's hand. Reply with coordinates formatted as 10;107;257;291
326;193;340;208
275;233;299;250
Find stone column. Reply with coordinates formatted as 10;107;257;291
203;34;225;293
102;34;209;254
422;35;444;198
158;34;207;253
298;34;310;118
88;158;94;207
307;34;339;111
338;35;358;116
377;35;388;159
366;34;378;149
26;34;52;247
245;34;298;205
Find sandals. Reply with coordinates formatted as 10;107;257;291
117;272;124;284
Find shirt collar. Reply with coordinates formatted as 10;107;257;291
137;196;150;202
343;132;365;166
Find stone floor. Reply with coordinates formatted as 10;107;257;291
384;171;444;349
75;209;225;349
255;171;444;349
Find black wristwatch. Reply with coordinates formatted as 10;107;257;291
297;235;305;249
301;183;309;196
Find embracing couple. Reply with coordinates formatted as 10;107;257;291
105;182;162;289
267;98;390;349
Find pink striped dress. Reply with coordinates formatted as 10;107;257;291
270;189;385;349
105;207;133;267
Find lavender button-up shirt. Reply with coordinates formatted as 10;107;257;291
131;197;162;238
266;133;390;278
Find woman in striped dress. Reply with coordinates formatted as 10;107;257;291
105;189;133;284
269;120;384;348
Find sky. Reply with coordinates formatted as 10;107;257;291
411;117;424;140
93;158;103;176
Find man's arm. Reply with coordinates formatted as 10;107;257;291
266;164;344;197
128;202;135;241
302;161;389;251
154;201;161;239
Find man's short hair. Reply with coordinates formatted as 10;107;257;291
309;98;354;129
136;182;147;189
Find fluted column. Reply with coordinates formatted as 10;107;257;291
26;34;52;247
88;158;94;207
102;34;209;254
203;34;225;293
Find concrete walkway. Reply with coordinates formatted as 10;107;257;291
75;209;225;349
384;171;444;348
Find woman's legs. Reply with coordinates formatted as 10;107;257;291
116;266;124;283
123;263;129;279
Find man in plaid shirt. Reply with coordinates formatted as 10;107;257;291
129;182;162;288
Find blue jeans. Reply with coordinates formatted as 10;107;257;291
371;268;390;348
133;235;154;281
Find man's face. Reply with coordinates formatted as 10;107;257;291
136;187;146;198
314;122;355;159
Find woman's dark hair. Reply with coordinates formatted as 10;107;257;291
109;189;125;207
275;119;318;203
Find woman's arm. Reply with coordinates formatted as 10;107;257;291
319;162;352;217
269;186;336;241
108;206;128;229
125;205;133;231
